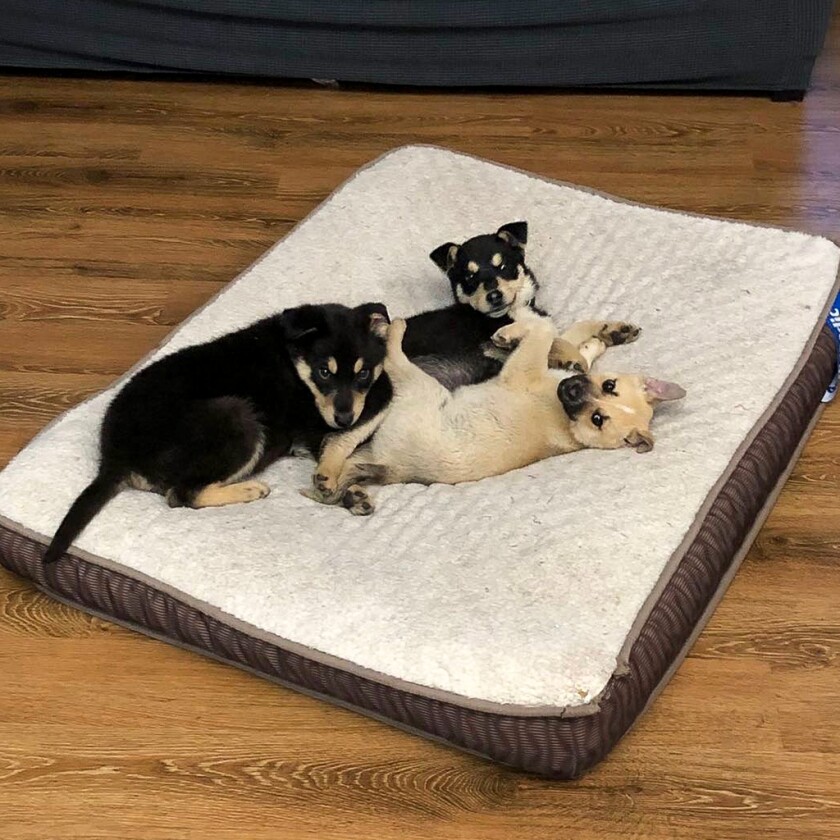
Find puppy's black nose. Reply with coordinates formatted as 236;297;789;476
334;410;355;429
486;289;503;307
558;374;589;419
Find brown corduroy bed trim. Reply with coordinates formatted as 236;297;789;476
1;328;833;779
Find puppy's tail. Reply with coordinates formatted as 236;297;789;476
43;471;123;564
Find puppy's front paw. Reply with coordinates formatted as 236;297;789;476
548;338;588;373
342;485;375;516
312;470;340;502
240;480;271;502
598;322;642;347
491;324;522;350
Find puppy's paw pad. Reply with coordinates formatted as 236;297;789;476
599;322;642;346
314;472;338;497
342;487;374;516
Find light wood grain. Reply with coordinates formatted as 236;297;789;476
1;9;840;838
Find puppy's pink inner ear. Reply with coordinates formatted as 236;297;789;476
644;378;686;402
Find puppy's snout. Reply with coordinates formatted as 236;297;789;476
558;374;589;418
486;289;503;307
334;410;355;429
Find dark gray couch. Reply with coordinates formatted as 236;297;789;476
1;1;835;96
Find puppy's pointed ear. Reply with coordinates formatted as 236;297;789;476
282;305;324;345
355;302;391;337
644;378;686;403
430;243;459;272
496;221;528;248
624;428;654;453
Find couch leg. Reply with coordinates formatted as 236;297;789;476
770;89;806;102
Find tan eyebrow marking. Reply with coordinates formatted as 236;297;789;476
327;357;337;374
491;252;503;266
353;358;363;374
467;260;479;273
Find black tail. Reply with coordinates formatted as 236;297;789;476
43;473;123;564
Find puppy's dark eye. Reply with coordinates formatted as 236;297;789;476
499;263;507;271
591;411;606;429
316;366;332;381
356;368;371;384
603;379;617;394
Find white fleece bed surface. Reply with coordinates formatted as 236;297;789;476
0;146;837;710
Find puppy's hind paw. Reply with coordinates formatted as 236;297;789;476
598;322;642;346
342;485;375;516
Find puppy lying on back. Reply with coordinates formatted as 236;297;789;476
307;313;685;515
403;221;639;389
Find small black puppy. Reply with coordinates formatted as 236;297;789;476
43;302;391;564
404;221;637;390
403;221;575;389
430;220;542;320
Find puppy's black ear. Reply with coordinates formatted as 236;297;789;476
355;302;391;337
282;305;325;344
496;221;528;248
429;242;459;272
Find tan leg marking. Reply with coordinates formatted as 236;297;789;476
314;412;388;500
191;480;270;508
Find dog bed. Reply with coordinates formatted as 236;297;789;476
1;146;837;779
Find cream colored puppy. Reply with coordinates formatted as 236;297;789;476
307;314;685;515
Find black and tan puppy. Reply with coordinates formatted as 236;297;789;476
43;302;391;564
403;221;637;388
430;220;541;319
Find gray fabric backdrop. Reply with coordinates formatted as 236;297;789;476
0;1;835;92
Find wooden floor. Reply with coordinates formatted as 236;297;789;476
2;13;840;839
